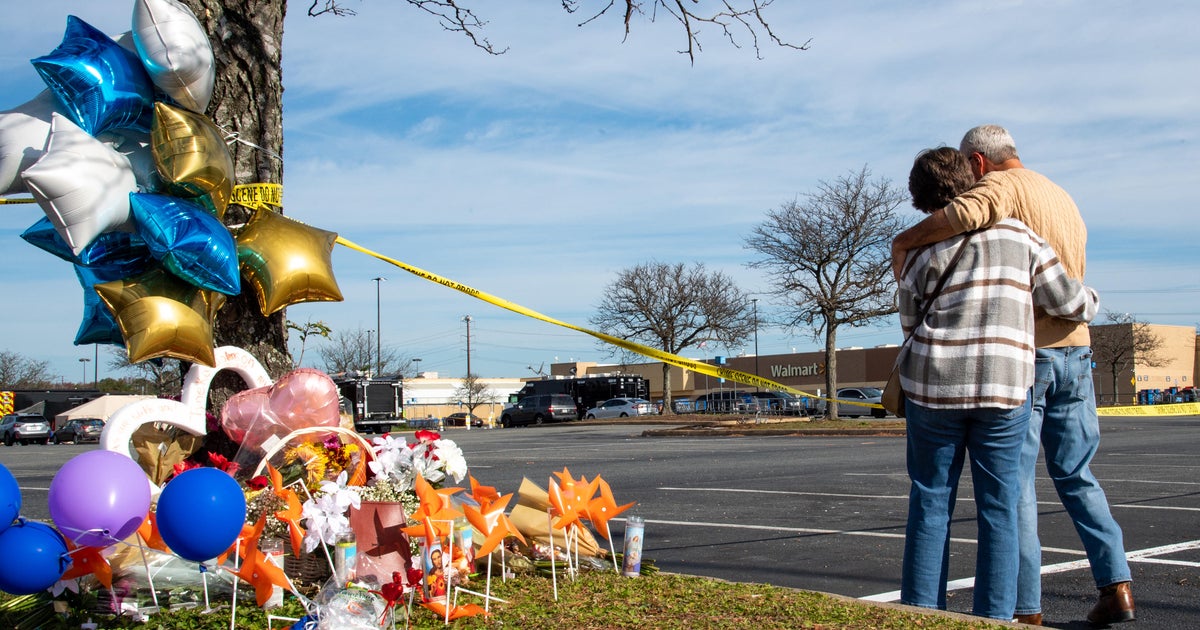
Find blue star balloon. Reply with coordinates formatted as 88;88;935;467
22;216;154;278
74;264;127;347
129;192;240;295
19;217;76;263
31;15;155;135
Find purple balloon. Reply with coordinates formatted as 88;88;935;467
49;450;149;548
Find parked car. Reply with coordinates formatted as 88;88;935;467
583;397;655;419
0;415;51;446
443;412;483;428
53;418;105;444
835;387;887;418
499;394;577;428
750;391;806;415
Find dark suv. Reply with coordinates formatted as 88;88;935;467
500;394;577;427
0;415;51;446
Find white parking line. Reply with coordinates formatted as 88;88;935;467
658;486;907;500
861;539;1200;602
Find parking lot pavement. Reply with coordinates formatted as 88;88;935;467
2;415;1196;627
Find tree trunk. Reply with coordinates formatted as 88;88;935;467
824;323;837;418
185;0;292;402
661;362;672;415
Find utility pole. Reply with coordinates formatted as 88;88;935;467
752;298;759;391
463;315;473;377
373;277;386;375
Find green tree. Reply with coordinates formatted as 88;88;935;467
287;318;332;368
746;167;908;418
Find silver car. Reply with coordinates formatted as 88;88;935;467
1;415;51;445
583;397;655;419
835;387;887;418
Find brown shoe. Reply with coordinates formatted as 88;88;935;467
1087;581;1135;626
1014;612;1043;625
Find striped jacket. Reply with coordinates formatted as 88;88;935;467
897;219;1099;410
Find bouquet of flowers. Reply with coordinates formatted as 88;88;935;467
299;429;468;554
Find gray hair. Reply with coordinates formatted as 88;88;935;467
959;124;1020;163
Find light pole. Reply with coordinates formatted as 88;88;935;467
751;298;759;391
463;315;473;377
79;357;90;385
372;277;386;375
412;358;422;377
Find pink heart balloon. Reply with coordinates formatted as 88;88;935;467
269;368;341;432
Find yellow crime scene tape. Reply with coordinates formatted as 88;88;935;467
1097;402;1200;417
335;236;834;404
0;197;36;205
230;184;282;211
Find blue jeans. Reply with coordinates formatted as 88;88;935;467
1014;346;1131;616
901;397;1029;620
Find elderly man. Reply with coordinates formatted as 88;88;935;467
891;125;1134;627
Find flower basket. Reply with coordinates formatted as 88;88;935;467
283;537;332;587
252;426;376;486
348;500;412;585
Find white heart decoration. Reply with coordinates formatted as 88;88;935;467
100;346;271;492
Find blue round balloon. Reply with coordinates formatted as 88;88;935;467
0;520;70;595
156;468;246;562
0;463;20;535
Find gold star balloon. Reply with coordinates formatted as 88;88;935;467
95;267;225;366
236;209;343;316
151;102;233;218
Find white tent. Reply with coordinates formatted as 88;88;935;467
54;394;156;428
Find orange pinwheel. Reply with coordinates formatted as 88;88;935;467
218;514;266;566
585;476;635;541
61;543;112;589
466;474;501;505
547;479;584;531
421;600;487;620
462;497;525;557
265;463;306;553
400;515;443;549
227;543;293;607
136;511;171;554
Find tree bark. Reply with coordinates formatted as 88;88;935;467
185;0;292;401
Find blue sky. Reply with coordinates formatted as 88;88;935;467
1;1;1197;382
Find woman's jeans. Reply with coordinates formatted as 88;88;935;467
901;397;1029;620
1014;346;1131;616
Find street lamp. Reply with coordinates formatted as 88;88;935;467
412;357;422;377
751;298;759;391
372;277;386;375
79;357;90;384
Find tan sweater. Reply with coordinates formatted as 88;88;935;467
943;168;1091;348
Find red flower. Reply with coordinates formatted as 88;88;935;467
172;460;201;478
414;429;441;443
208;453;240;476
246;475;268;490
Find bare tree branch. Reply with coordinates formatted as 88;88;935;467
746;166;909;417
590;261;755;409
1091;311;1168;405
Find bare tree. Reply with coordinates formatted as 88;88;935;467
452;374;499;418
0;350;57;389
317;327;412;376
746;166;909;418
106;348;183;397
1090;311;1168;405
590;261;754;411
307;1;808;61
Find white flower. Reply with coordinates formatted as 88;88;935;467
366;432;467;492
300;471;360;553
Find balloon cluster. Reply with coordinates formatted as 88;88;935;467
0;453;246;595
2;0;343;367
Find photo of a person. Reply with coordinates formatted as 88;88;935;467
423;545;447;600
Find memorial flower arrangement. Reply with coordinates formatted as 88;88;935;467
298;429;468;552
